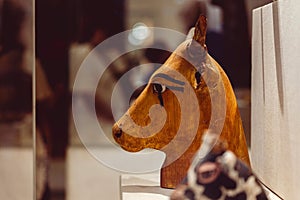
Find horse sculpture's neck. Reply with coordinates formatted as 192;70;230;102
160;53;250;188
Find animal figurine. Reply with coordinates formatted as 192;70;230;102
170;131;268;200
112;15;250;188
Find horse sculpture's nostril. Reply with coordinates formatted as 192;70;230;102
115;128;123;138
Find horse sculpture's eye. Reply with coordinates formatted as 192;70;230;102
196;162;220;184
195;71;201;85
153;83;166;93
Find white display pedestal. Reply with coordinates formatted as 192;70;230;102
0;148;33;199
252;0;300;199
66;147;171;200
66;147;121;200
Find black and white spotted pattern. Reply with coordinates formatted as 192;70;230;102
171;149;268;200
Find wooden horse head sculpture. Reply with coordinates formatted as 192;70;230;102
112;16;250;189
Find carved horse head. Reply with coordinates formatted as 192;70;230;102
112;16;250;188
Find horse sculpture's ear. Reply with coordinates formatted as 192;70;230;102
193;15;207;47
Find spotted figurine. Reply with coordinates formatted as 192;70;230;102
171;132;268;200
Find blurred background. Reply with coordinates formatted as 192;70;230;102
0;0;273;199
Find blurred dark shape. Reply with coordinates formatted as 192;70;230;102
69;0;125;45
36;0;125;157
0;0;25;53
0;0;32;122
144;41;171;64
211;0;251;88
36;0;69;158
0;51;32;122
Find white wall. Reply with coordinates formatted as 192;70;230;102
245;0;273;36
251;0;300;199
0;148;33;199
